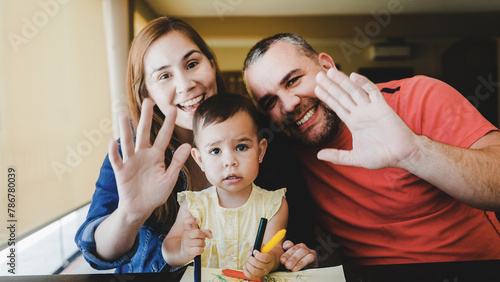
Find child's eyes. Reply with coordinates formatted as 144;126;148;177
236;144;248;151
209;148;221;155
208;145;249;154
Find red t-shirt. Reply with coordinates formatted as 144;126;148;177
294;76;500;265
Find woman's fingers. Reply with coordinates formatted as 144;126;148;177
118;113;134;162
135;98;154;150
154;104;178;152
108;139;123;171
165;142;191;183
171;143;191;170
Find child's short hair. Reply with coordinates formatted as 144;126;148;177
192;93;263;147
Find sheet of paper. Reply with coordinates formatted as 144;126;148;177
180;265;346;282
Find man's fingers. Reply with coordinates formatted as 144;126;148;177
135;98;154;149
282;250;300;271
314;84;349;120
280;244;301;269
326;68;371;105
280;240;294;263
350;72;383;102
280;243;318;272
290;253;317;272
318;148;363;167
317;148;354;166
316;71;356;111
282;240;294;251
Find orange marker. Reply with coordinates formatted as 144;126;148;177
221;269;263;282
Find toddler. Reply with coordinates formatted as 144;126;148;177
162;94;288;279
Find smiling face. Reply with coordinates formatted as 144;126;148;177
191;111;267;198
143;31;218;130
244;41;341;147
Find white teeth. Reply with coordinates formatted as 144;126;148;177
296;106;317;126
179;95;203;107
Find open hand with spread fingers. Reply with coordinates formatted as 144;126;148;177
314;68;419;170
108;97;191;220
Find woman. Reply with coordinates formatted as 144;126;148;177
75;16;317;273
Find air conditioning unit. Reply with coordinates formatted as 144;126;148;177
370;39;412;61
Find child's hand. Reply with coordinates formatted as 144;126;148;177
243;249;276;279
180;215;213;260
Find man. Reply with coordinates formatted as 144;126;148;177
243;33;500;265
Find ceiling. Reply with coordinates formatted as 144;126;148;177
144;0;500;17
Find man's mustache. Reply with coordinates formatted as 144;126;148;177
281;99;319;129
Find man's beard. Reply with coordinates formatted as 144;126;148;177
282;100;341;147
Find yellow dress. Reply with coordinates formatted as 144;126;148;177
177;184;286;270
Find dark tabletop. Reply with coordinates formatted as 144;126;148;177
3;260;500;282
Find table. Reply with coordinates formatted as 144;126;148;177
344;259;500;281
3;260;500;281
